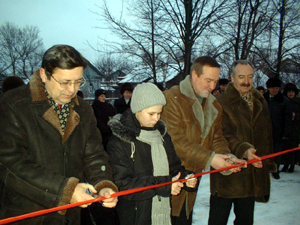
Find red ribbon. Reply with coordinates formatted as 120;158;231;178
0;146;299;224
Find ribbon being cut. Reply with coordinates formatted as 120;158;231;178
0;147;299;225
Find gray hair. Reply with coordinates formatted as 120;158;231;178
229;60;254;77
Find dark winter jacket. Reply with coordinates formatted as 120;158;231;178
107;110;193;225
113;96;131;114
0;71;117;225
212;83;276;201
92;100;116;149
264;91;293;152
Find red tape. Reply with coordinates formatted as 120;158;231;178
0;146;299;224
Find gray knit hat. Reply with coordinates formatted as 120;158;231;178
130;83;166;113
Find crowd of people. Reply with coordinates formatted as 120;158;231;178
0;45;299;225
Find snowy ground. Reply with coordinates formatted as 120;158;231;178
192;165;300;225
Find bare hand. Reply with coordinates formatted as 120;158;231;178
70;183;95;208
211;154;246;173
99;188;118;208
171;172;184;195
245;148;262;168
185;174;197;188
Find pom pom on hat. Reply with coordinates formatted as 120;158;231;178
130;83;166;113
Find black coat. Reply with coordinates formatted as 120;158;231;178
0;71;117;225
264;91;293;153
113;96;131;114
92;100;116;149
107;110;193;225
281;97;300;164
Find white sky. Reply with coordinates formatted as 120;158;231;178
0;0;125;63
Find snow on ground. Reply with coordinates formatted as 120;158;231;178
192;165;300;225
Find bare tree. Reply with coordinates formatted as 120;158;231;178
271;0;300;78
95;53;133;79
0;22;44;79
96;0;165;83
158;0;229;79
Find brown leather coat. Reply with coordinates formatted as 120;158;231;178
211;82;276;201
161;75;230;218
0;71;117;225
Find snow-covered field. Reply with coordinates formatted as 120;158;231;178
192;165;300;225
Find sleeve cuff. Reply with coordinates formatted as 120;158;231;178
58;177;79;215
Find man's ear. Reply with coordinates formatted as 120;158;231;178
230;75;234;82
40;68;47;82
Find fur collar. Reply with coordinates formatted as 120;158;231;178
223;82;265;104
179;75;219;139
29;70;79;106
108;110;167;144
29;70;80;143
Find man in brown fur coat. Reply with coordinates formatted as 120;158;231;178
162;56;246;225
0;45;118;225
209;60;277;225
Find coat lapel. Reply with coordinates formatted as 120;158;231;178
30;70;80;144
180;75;218;139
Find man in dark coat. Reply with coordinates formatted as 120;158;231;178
210;60;277;225
264;77;293;179
0;45;118;225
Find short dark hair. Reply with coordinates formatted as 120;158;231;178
283;83;299;96
256;86;265;93
120;82;134;95
230;60;254;77
219;78;229;86
190;56;220;77
2;76;25;93
41;45;87;79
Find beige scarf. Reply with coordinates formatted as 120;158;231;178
137;129;171;225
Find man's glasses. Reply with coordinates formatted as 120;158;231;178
51;75;86;89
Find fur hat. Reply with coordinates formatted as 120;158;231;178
120;82;134;95
266;77;281;88
95;89;106;98
130;83;166;113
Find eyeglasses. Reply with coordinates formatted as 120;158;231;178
51;75;86;89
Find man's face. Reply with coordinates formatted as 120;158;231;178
268;87;280;96
191;66;220;98
40;67;84;105
123;90;132;100
135;105;163;127
231;64;254;96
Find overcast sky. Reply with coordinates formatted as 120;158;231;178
0;0;125;63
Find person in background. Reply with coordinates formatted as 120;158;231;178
161;56;246;225
77;90;84;99
0;45;118;225
114;82;134;114
107;83;197;225
210;60;276;225
212;87;221;97
281;83;300;172
263;77;293;179
218;78;229;93
256;86;265;95
1;75;25;94
92;89;116;150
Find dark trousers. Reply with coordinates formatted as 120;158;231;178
171;201;193;225
81;203;119;225
208;194;255;225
